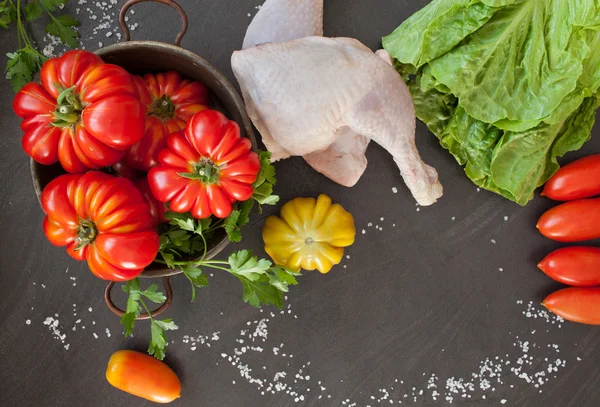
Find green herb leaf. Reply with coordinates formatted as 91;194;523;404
223;250;300;309
228;250;272;280
120;279;142;337
121;278;177;360
182;264;209;302
0;0;16;28
197;217;212;234
223;210;242;242
45;14;79;48
40;0;68;13
148;318;178;360
238;274;284;309
5;48;45;92
24;0;43;21
253;182;280;205
141;284;167;304
252;150;279;206
238;199;254;226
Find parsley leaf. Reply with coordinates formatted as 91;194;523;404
149;318;178;360
238;274;284;309
5;0;78;92
253;182;280;205
228;250;272;279
222;200;254;243
252;151;279;209
140;284;167;304
120;279;142;337
46;14;79;48
40;0;67;12
119;278;178;360
0;0;16;28
182;264;209;302
5;48;46;92
24;0;43;21
223;210;242;242
238;199;254;225
224;250;301;309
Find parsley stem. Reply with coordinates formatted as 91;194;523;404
196;264;231;273
199;232;208;261
138;297;154;322
16;0;23;48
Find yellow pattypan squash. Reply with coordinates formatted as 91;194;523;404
262;194;355;274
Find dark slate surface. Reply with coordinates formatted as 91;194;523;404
1;1;599;406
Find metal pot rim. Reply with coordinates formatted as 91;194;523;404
30;41;255;278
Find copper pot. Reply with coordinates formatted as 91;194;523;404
29;0;255;318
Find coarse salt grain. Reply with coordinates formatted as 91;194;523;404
25;319;31;325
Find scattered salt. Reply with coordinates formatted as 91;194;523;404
392;187;398;193
25;319;31;325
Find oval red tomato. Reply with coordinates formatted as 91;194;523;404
537;198;600;242
538;247;600;286
106;350;181;403
13;50;146;173
542;155;600;201
41;171;159;281
122;71;210;171
148;109;260;219
543;287;600;325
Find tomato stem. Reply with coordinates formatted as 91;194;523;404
148;95;176;120
53;85;83;127
75;219;97;250
178;158;221;184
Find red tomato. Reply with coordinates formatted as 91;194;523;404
148;109;260;219
537;198;600;242
135;177;167;226
543;287;600;325
41;171;160;281
538;247;600;286
13;50;146;173
542;155;600;201
106;350;181;403
122;71;210;171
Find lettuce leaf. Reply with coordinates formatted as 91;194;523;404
384;0;600;205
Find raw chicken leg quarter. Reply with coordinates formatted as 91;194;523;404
232;36;443;205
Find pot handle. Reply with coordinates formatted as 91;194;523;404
119;0;188;46
104;277;174;320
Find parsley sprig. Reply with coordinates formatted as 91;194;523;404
154;151;297;307
119;150;298;359
120;279;179;361
2;0;79;92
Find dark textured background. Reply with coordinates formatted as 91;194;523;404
0;1;599;406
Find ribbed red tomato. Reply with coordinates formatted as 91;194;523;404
542;155;600;201
122;71;210;171
135;177;167;227
543;287;600;325
537;198;600;242
41;171;160;281
538;247;600;286
148;109;260;219
13;50;146;173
